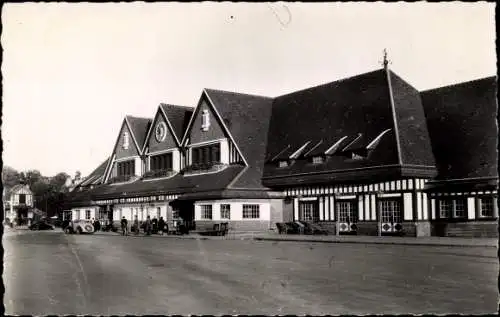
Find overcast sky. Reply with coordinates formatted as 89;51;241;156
2;2;496;178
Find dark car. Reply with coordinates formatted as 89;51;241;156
29;221;55;231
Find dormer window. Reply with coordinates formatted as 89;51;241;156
325;136;348;156
351;153;365;160
123;132;130;150
312;156;324;164
201;109;210;131
278;160;289;168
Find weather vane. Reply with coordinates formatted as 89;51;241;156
379;48;392;68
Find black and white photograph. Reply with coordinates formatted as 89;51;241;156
2;2;497;315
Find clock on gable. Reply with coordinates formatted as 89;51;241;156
155;122;167;142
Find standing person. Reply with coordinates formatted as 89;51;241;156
120;216;128;236
158;217;166;235
145;216;152;236
133;215;139;235
94;218;101;232
152;217;158;234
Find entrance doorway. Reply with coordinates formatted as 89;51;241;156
379;199;403;235
170;200;195;231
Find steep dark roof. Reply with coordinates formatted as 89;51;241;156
389;71;436;167
263;69;403;184
262;68;439;186
78;158;110;187
420;76;497;181
160;104;193;144
76;165;246;201
204;89;275;189
126;116;152;151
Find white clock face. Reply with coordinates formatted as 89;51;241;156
155;122;167;142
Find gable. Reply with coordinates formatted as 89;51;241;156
161;104;193;144
114;121;139;159
11;185;32;197
186;98;227;145
145;109;178;153
126;117;151;151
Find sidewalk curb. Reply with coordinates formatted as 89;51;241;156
252;237;497;248
89;231;497;248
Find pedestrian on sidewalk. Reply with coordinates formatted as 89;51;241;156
133;215;139;235
158;217;165;235
94;218;101;232
121;216;128;236
145;216;152;236
152;217;158;234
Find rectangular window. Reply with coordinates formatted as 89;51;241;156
117;160;135;177
191;144;221;166
85;210;91;220
439;200;452;219
380;199;402;223
454;199;466;218
157;207;161;219
439;199;466;219
312;156;324;164
220;204;231;219
278;160;288;168
243;204;260;219
479;197;494;218
337;201;357;223
201;205;213;220
299;201;319;222
19;194;26;204
150;153;173;171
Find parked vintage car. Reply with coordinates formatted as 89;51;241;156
64;220;95;234
29;221;55;231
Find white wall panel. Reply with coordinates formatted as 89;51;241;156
467;197;475;220
403;193;413;220
358;196;364;221
370;195;376;220
422;194;428;220
417;193;423;220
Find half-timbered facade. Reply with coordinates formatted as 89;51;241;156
65;63;497;237
4;184;34;224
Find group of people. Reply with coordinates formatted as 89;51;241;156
120;215;167;236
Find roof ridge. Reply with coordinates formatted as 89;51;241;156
420;75;497;93
126;115;152;121
160;103;194;109
275;68;385;99
204;88;273;100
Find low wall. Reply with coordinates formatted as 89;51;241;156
356;222;378;236
195;220;272;232
317;221;337;235
431;221;498;238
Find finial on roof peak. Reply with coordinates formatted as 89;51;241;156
380;48;392;69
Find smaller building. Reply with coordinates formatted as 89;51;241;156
4;184;34;225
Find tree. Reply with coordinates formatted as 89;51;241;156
50;172;71;193
2;166;21;190
23;170;43;189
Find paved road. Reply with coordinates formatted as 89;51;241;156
3;229;498;315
